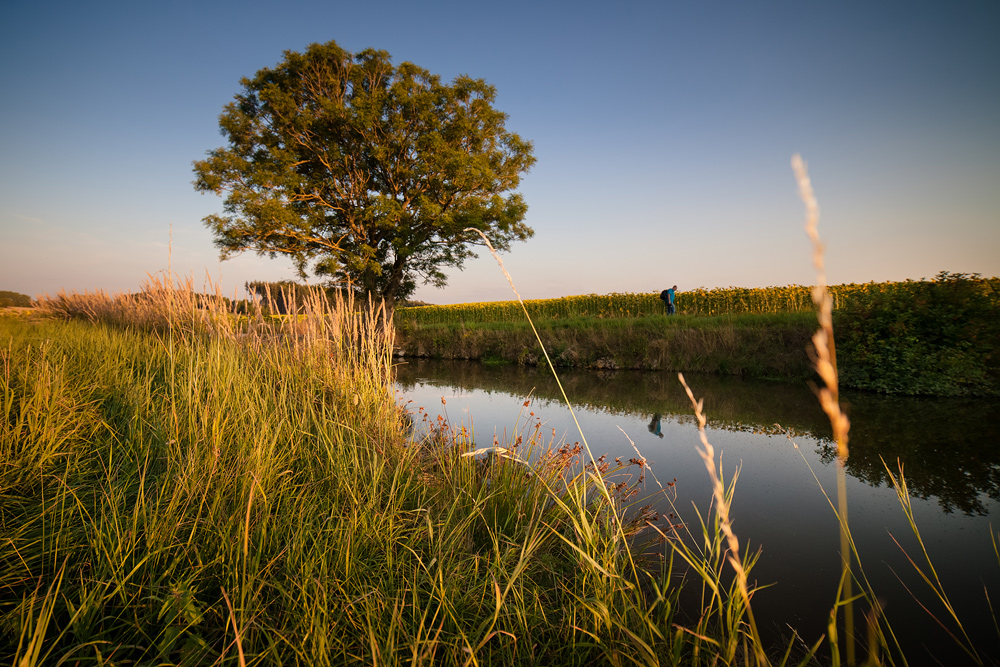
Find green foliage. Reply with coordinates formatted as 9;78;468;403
835;272;1000;396
396;311;817;379
11;284;998;663
0;290;32;308
394;277;1000;396
194;39;535;306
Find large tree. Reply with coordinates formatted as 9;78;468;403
194;40;535;308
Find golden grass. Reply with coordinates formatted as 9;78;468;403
793;153;856;664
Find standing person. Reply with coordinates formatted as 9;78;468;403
660;285;678;315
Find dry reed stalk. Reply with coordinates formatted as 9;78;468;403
220;587;247;667
792;153;856;664
35;270;239;339
678;372;767;665
254;283;395;403
792;155;849;460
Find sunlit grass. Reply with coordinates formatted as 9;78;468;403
4;159;998;666
2;284;676;666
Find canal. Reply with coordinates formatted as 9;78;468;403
394;359;1000;663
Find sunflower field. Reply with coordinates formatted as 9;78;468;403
394;275;1000;327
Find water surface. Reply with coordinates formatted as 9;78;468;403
394;359;1000;663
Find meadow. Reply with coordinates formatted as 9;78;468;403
1;268;996;666
3;161;998;663
0;282;739;666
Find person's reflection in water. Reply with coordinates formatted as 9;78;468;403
647;414;664;438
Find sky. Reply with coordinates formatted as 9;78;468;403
2;0;998;304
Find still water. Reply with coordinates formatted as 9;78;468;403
394;359;1000;663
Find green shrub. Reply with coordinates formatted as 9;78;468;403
835;272;1000;396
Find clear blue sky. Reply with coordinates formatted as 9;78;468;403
2;0;998;303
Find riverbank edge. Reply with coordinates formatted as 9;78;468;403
394;315;817;381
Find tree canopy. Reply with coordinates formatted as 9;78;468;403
0;291;32;308
194;40;535;307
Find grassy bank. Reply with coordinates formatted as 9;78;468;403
0;288;702;666
395;311;818;380
395;273;1000;397
4;273;998;665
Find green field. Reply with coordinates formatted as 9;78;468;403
394;273;1000;397
3;279;998;665
394;277;1000;325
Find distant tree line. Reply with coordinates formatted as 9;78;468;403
0;291;32;308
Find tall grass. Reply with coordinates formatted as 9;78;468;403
5;159;997;666
2;278;686;665
793;154;856;665
3;278;409;664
